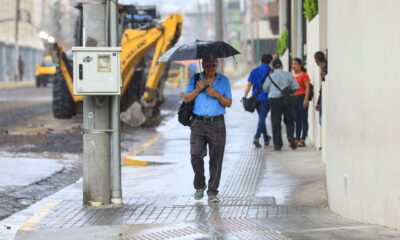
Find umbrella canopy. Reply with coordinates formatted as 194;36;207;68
159;40;240;62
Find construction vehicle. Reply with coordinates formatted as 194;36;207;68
35;55;57;87
51;4;182;125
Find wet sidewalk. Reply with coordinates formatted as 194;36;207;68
2;79;400;240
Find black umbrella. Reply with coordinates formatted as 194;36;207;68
159;40;240;62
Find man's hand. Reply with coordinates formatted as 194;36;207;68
303;100;309;109
206;87;220;98
196;81;206;92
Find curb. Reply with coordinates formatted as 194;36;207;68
122;157;170;167
0;80;35;90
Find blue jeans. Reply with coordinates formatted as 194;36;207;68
295;94;309;140
255;100;270;141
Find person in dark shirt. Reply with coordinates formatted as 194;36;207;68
314;51;328;122
243;54;273;148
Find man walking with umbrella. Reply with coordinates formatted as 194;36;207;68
159;40;239;203
183;56;232;203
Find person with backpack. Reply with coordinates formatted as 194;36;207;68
292;58;311;147
263;58;299;151
242;54;273;148
183;56;232;203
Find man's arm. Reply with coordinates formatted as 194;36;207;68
289;74;300;91
243;82;252;98
206;87;232;107
183;80;205;103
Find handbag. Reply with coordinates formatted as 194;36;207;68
178;73;201;126
242;72;269;113
268;75;296;105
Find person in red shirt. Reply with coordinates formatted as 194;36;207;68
292;58;311;147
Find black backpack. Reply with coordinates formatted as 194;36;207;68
178;73;200;126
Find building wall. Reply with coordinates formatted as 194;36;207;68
326;0;400;229
305;15;321;149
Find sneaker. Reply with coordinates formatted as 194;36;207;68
194;185;207;200
208;194;220;203
253;138;261;148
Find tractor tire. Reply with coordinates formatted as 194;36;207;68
121;64;146;112
42;77;48;87
36;76;41;88
52;72;76;119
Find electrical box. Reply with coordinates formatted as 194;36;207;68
72;47;121;95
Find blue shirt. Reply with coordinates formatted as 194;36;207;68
248;64;270;101
186;72;232;117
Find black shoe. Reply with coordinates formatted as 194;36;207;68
289;139;297;150
264;135;272;146
253;138;261;148
274;147;282;151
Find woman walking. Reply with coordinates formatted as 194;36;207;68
291;58;311;147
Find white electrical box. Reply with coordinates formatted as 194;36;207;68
72;47;121;95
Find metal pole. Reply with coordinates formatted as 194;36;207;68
14;0;20;82
214;0;224;73
297;0;303;58
287;0;292;71
82;1;111;206
109;0;122;205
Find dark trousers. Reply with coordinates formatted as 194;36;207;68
255;100;270;141
270;97;295;149
295;94;309;140
190;118;226;195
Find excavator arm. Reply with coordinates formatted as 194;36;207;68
143;14;182;103
120;14;182;101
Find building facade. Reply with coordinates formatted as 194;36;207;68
0;0;77;82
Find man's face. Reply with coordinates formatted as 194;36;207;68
315;59;324;67
202;58;218;74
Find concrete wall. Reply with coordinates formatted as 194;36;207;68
327;0;400;229
305;15;321;149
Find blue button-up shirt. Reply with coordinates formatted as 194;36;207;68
186;72;232;117
248;64;270;101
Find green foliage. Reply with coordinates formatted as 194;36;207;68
277;29;288;56
304;0;318;22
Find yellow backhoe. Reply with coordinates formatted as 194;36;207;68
51;4;182;126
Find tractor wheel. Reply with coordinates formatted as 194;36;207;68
52;72;76;119
35;76;41;88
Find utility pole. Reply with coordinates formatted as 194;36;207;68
82;0;111;206
109;0;122;205
14;0;20;82
214;0;224;73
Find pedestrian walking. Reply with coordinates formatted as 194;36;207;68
263;58;299;151
183;56;232;203
242;54;272;148
292;58;311;147
18;56;24;81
